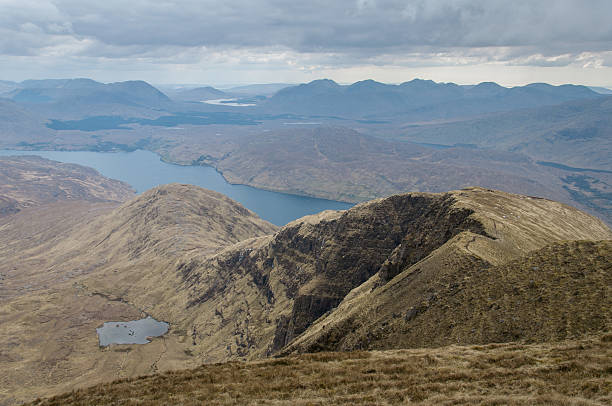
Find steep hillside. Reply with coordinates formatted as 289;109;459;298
0;155;134;214
283;240;612;354
28;332;612;406
173;188;610;364
2;185;610;405
0;184;277;405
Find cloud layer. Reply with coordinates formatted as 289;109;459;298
1;0;611;83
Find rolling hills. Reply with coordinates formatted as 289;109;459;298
1;163;610;404
0;76;609;228
398;95;612;170
183;125;611;225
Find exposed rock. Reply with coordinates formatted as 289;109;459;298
2;184;611;405
178;187;611;361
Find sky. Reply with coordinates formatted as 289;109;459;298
1;0;612;87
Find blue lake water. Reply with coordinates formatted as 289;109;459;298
0;149;353;225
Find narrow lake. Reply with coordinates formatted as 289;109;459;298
0;149;352;225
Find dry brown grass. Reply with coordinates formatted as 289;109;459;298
29;333;612;406
0;155;134;210
286;239;612;354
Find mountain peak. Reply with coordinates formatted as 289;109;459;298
306;78;340;88
474;81;504;88
400;78;438;87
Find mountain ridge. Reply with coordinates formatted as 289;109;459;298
5;79;172;117
1;181;611;405
263;78;600;118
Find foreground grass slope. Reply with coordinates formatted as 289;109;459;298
29;333;612;406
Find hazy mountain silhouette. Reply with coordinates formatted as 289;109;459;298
7;79;171;109
168;86;228;101
263;79;600;119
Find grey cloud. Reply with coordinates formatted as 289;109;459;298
1;0;611;67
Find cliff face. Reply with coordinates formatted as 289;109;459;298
178;192;491;359
175;187;611;361
283;239;612;354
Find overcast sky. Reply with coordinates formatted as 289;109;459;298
1;0;611;87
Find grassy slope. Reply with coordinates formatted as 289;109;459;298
0;184;277;405
284;240;612;354
29;333;612;406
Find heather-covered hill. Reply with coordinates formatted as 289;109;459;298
0;184;277;405
2;184;610;404
0;155;134;215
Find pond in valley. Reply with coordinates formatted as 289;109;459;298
96;316;169;346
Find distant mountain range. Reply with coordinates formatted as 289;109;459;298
1;78;604;121
223;83;293;96
2;78;172;113
262;78;601;119
163;83;295;101
0;76;609;224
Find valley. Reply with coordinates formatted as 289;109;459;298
0;156;610;404
0;77;611;405
3;1;612;404
1;78;610;226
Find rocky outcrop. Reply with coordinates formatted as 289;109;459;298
178;187;612;360
283;239;612;354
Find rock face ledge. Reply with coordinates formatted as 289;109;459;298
175;187;612;361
